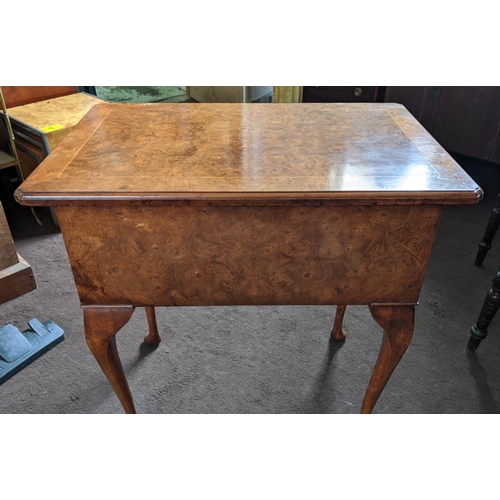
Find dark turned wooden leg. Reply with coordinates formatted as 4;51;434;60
331;305;347;341
361;304;415;414
475;193;500;267
144;306;162;346
468;269;500;352
83;306;136;414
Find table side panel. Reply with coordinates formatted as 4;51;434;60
56;204;442;307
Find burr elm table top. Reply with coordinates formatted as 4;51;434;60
15;102;482;206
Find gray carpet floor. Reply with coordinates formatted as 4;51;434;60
1;154;500;414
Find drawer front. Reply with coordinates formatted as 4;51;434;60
302;86;381;103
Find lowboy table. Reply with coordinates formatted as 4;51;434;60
15;102;482;413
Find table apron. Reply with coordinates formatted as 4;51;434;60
55;204;442;307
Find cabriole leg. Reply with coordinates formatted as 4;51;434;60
144;306;162;346
83;306;136;414
331;305;347;341
361;304;415;414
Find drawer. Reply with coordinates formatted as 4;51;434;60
302;86;383;103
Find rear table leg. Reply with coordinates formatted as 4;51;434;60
144;306;162;346
331;305;347;341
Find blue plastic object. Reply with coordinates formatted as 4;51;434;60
0;319;65;384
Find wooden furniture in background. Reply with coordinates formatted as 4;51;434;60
284;86;500;164
0;201;36;304
187;87;272;103
469;193;500;351
474;193;500;267
431;87;500;164
187;86;245;103
302;86;384;103
273;86;303;103
383;87;442;133
15;102;481;414
0;86;22;177
7;93;105;184
0;87;42;224
469;264;500;352
0;148;18;171
276;86;383;103
384;87;500;163
8;93;105;152
1;87;78;108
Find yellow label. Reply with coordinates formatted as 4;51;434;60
41;124;64;133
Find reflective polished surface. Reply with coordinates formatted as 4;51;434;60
13;102;484;414
16;103;482;206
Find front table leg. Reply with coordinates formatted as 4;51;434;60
83;306;136;414
361;304;415;414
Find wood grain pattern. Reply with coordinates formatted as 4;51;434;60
188;87;245;103
0;201;18;270
384;86;441;133
0;255;36;305
432;87;500;162
56;204;442;307
302;86;382;103
0;202;36;304
331;305;347;341
2;86;78;108
11;132;45;179
144;306;161;346
83;306;136;413
362;304;415;413
15;103;482;207
11;101;484;414
384;87;500;163
273;87;303;103
8;93;106;151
